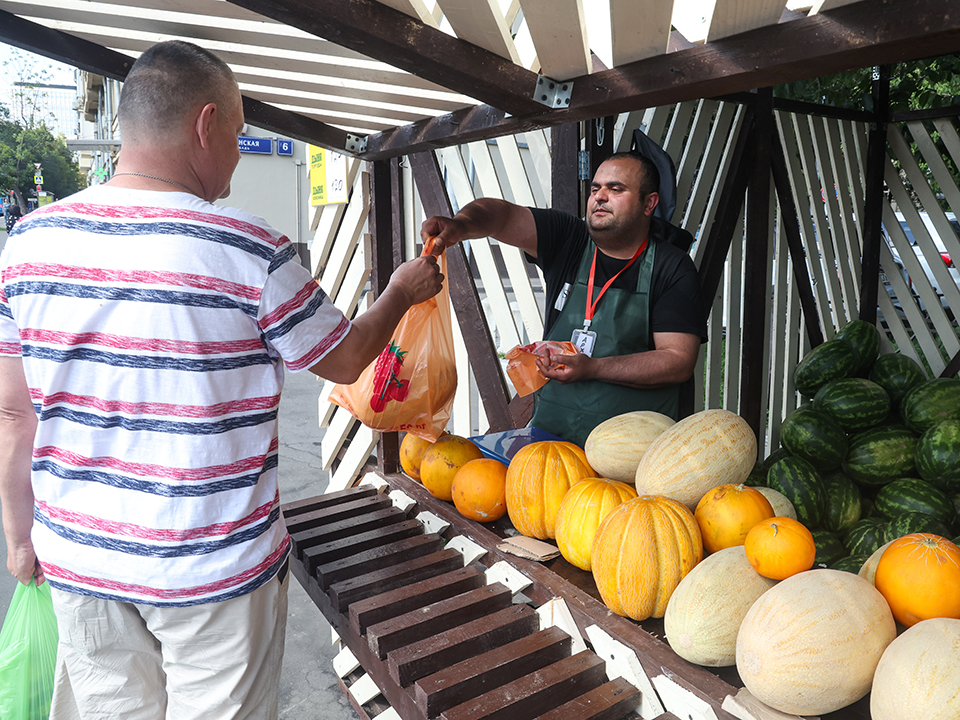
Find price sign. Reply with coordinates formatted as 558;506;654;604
309;145;348;206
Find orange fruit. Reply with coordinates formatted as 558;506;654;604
399;432;435;481
874;533;960;627
420;435;484;501
744;516;816;580
695;484;775;554
451;458;508;522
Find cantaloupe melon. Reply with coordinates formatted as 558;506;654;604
664;545;777;667
753;486;797;520
584;411;675;483
858;540;894;584
870;617;960;720
635;409;758;508
736;569;896;715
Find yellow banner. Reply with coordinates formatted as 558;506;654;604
309;145;348;206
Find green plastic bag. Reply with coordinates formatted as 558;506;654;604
0;580;58;720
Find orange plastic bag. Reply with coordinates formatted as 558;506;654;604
504;340;579;397
329;245;456;442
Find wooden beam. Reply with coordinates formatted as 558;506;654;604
698;106;756;309
363;0;960;159
858;66;890;326
407;151;515;433
740;88;773;435
226;0;544;117
770;134;826;348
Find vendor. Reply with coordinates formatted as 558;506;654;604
421;151;707;447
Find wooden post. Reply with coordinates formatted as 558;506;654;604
858;66;890;325
551;123;580;216
369;158;404;475
740;89;773;435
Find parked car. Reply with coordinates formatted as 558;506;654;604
882;210;960;318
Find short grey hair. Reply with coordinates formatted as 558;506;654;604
118;40;237;139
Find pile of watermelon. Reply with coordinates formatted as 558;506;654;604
748;319;960;572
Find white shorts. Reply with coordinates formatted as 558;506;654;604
48;569;289;720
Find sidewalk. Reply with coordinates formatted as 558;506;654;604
0;226;353;717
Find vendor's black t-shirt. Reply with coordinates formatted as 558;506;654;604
528;208;707;341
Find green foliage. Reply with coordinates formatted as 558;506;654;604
775;54;960;112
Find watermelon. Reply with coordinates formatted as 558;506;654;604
900;378;960;435
843;517;889;555
767;456;826;529
821;471;862;534
811;529;847;568
831;553;870;574
875;478;957;527
883;512;952;544
915;419;960;491
793;338;860;397
778;406;847;471
743;463;767;487
763;446;792;467
812;378;890;431
843;424;918;487
868;352;927;408
860;494;878;519
835;319;881;376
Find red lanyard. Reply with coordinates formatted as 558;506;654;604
584;237;648;327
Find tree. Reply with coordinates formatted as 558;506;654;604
0;49;84;210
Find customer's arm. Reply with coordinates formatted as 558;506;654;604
0;356;42;585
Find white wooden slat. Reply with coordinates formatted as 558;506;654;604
704;291;725;410
822;118;864;300
609;0;672;66
402;159;419;261
615;110;649;152
918;120;960;218
333;233;371;318
881;196;948;372
878;237;931;368
887;129;960;348
437;0;520;63
662;102;696;168
319;172;369;300
642;105;673;147
809;115;857;324
318;379;337;429
843;121;869;224
684;102;740;240
518;0;591;80
766;215;792;453
934;118;960;176
755;189;778;441
706;0;787;42
673;100;719;226
378;0;440;25
321;408;359;472
520;130;552;209
328;425;379;492
809;0;860;12
777;113;833;336
722;218;745;412
449;300;474;436
493;135;546;340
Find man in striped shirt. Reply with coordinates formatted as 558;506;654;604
0;40;441;719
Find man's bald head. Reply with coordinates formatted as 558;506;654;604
118;41;238;144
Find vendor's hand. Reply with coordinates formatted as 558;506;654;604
420;216;465;255
7;541;45;586
535;348;593;384
387;254;443;307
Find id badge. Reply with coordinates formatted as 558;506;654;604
571;328;597;357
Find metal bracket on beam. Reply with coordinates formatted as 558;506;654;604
345;133;368;154
533;76;573;109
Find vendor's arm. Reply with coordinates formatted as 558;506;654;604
535;331;701;389
421;198;538;257
309;254;443;384
0;356;43;585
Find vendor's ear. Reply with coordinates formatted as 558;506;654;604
643;191;659;217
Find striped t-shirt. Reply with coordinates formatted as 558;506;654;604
0;186;350;606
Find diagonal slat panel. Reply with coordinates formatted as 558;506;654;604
518;0;590;80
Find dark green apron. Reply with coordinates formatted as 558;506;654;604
530;238;680;447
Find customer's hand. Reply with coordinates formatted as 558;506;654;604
388;255;444;307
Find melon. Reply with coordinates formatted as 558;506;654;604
736;569;896;715
584;410;675;483
858;540;894;585
753;486;797;520
870;617;960;720
664;546;777;667
635;409;758;508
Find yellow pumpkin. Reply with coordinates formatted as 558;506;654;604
870;617;960;720
635;409;758;508
505;441;595;539
583;410;675;483
591;495;703;621
736;569;897;716
694;484;774;554
874;533;960;627
554;478;638;571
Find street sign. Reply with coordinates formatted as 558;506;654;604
276;139;293;156
34;173;43;185
238;136;272;154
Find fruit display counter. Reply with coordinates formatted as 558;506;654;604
282;469;874;720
